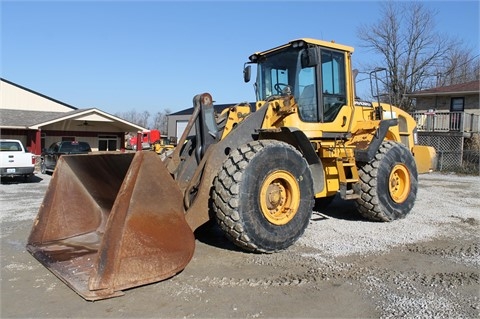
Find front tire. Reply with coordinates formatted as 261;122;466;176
355;141;418;221
212;140;314;253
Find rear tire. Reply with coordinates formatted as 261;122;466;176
355;141;418;221
212;140;314;253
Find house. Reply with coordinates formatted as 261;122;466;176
406;80;479;171
0;78;147;156
407;80;479;133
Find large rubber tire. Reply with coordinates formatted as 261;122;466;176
212;140;314;253
355;141;418;222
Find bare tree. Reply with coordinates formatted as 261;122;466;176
357;1;460;111
115;109;151;128
436;48;480;86
139;111;150;128
151;108;171;133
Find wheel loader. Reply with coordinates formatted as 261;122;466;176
27;38;436;300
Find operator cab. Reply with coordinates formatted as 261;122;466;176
245;39;353;124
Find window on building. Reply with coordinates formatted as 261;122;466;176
450;97;464;112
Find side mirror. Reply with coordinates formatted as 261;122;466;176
243;64;251;83
301;47;319;68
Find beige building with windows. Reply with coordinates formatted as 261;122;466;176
0;78;146;155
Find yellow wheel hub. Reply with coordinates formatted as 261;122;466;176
389;164;411;203
260;170;300;225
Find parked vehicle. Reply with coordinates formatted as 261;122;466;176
40;141;91;174
127;129;161;150
151;136;176;156
0;139;36;181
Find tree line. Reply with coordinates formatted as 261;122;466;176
115;108;171;133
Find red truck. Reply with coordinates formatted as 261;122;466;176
127;129;161;150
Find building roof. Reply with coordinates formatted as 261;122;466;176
407;80;479;97
0;109;67;128
0;108;147;131
0;78;148;132
0;78;77;110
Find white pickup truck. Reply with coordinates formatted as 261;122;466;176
0;139;36;180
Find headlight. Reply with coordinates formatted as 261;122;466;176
292;40;305;48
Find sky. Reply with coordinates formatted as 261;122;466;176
1;0;479;115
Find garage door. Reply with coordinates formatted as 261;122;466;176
176;121;188;144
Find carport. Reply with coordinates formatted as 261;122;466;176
0;108;146;155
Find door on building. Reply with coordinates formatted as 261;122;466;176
176;121;188;144
98;135;118;151
450;97;464;131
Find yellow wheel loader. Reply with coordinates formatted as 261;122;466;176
27;38;436;300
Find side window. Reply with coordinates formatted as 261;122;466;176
321;50;346;122
297;67;318;122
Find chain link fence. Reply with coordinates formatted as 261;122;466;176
435;150;480;175
418;133;480;175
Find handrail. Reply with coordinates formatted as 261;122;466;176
410;111;479;133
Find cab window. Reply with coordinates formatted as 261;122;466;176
297;66;318;122
321;50;346;122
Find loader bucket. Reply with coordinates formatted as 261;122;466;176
27;151;195;301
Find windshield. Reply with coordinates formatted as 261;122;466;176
256;46;302;101
256;46;320;122
255;45;347;123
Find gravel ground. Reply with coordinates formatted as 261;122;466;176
0;171;479;318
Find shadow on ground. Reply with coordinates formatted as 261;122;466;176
0;174;44;184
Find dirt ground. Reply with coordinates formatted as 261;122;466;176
1;172;479;318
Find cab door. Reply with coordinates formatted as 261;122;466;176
285;47;353;138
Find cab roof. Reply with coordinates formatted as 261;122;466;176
249;38;354;62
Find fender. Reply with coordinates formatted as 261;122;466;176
258;127;324;194
354;119;398;163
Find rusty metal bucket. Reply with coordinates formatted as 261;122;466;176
27;151;195;300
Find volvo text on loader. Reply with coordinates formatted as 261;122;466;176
27;38;436;300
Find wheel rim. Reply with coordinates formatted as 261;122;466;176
388;164;410;203
259;170;300;225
